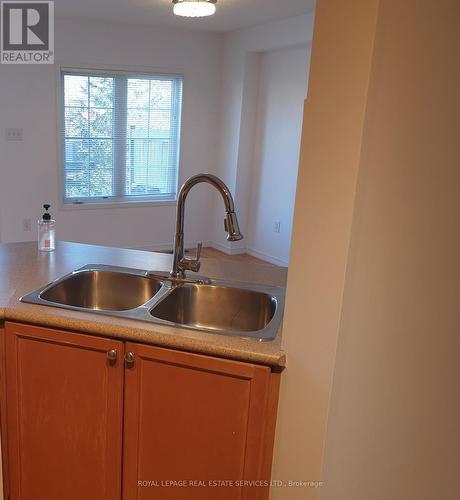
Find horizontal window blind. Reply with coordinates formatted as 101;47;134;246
61;70;183;204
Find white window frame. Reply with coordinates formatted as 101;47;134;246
57;65;184;210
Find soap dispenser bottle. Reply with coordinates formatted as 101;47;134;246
38;204;55;252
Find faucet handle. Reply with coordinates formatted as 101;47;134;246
195;241;203;261
179;241;202;273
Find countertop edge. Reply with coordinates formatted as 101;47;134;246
0;306;286;369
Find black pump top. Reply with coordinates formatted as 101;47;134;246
42;204;51;221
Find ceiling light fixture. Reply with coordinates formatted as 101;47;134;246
173;0;217;18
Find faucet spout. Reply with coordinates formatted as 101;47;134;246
171;174;243;279
225;211;243;242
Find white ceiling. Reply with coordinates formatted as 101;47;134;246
54;0;316;33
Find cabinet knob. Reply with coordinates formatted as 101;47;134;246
107;349;118;363
125;351;135;367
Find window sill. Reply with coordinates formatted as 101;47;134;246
59;199;177;211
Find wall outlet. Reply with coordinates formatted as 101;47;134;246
274;221;281;233
23;218;32;232
5;128;23;141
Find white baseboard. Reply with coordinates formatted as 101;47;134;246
130;243;170;252
131;241;288;267
131;241;213;253
208;241;247;256
210;241;288;267
246;247;289;267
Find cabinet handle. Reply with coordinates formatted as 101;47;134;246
107;349;118;364
125;351;135;368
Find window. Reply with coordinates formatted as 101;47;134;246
61;69;183;205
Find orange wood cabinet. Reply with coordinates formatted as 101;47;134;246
1;323;280;500
0;327;8;500
4;322;124;500
122;342;279;500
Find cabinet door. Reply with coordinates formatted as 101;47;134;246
5;322;124;500
0;327;7;500
123;343;276;500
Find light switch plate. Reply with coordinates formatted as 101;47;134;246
5;128;23;141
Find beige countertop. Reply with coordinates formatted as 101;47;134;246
0;241;287;368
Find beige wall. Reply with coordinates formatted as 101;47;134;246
321;0;460;498
274;0;459;498
271;1;380;498
246;44;310;266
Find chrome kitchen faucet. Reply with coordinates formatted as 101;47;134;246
170;174;243;279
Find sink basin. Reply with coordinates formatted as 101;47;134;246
21;265;284;340
40;269;162;311
151;283;276;333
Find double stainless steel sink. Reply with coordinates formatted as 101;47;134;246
21;175;284;340
21;265;284;341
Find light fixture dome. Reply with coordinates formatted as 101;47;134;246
173;0;217;18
